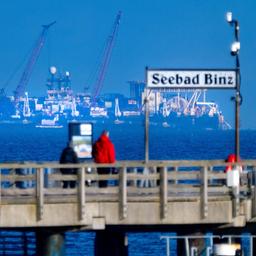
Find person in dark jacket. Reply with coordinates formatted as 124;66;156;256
59;142;79;188
92;130;116;187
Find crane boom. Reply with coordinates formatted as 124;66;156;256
14;21;56;101
92;11;121;103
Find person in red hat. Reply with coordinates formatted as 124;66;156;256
225;154;243;173
225;154;237;173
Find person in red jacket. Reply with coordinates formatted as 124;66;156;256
92;130;116;187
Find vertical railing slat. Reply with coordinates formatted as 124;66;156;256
232;185;240;217
78;168;86;221
200;166;208;219
160;166;168;219
119;167;127;219
36;168;44;221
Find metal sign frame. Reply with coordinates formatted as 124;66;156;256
146;68;238;90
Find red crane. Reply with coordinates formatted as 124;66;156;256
14;21;56;102
91;11;122;104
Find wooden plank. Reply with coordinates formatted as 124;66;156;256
0;185;230;198
48;173;118;181
1;188;35;196
127;187;159;194
1;174;35;182
167;172;200;179
1;197;36;204
127;173;159;180
86;186;118;193
44;188;77;195
49;174;77;181
127;196;160;202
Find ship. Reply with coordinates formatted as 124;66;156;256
148;90;231;130
0;67;230;130
35;116;63;129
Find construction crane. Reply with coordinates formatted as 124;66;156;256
91;11;122;104
14;21;56;102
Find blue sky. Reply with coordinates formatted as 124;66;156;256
0;0;255;128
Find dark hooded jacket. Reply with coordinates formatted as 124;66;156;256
60;146;79;174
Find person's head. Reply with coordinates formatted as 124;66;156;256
101;130;109;137
68;141;73;148
226;154;236;162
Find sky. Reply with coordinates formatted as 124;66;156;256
0;0;255;129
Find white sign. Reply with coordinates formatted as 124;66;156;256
147;69;237;89
80;123;92;135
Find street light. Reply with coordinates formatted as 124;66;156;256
231;41;240;56
49;66;57;75
226;11;242;161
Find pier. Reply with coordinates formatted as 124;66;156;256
1;160;256;254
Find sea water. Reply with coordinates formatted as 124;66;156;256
0;123;255;255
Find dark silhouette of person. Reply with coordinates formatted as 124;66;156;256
59;142;79;188
92;130;116;187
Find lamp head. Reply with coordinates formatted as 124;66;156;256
65;71;70;77
49;66;57;75
231;41;240;55
226;12;233;23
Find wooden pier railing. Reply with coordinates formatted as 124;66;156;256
0;160;256;229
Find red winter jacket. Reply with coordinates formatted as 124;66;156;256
92;134;115;163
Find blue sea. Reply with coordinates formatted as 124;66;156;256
0;122;255;255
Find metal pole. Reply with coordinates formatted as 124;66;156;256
144;89;149;163
234;20;241;161
235;55;240;160
235;87;240;160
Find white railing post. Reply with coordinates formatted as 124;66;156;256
119;167;127;219
232;185;240;217
36;168;44;221
78;168;86;221
131;167;137;187
160;167;168;219
201;166;208;219
160;236;170;256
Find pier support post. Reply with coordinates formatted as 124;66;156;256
95;230;128;256
36;230;65;256
176;236;186;256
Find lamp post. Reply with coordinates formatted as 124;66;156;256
226;12;242;161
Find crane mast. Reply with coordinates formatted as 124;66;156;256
14;21;56;102
91;11;122;104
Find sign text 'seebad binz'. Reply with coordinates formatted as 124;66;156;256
146;69;237;89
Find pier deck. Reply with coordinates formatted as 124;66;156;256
0;160;255;230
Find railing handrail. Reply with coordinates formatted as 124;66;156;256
0;159;255;169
